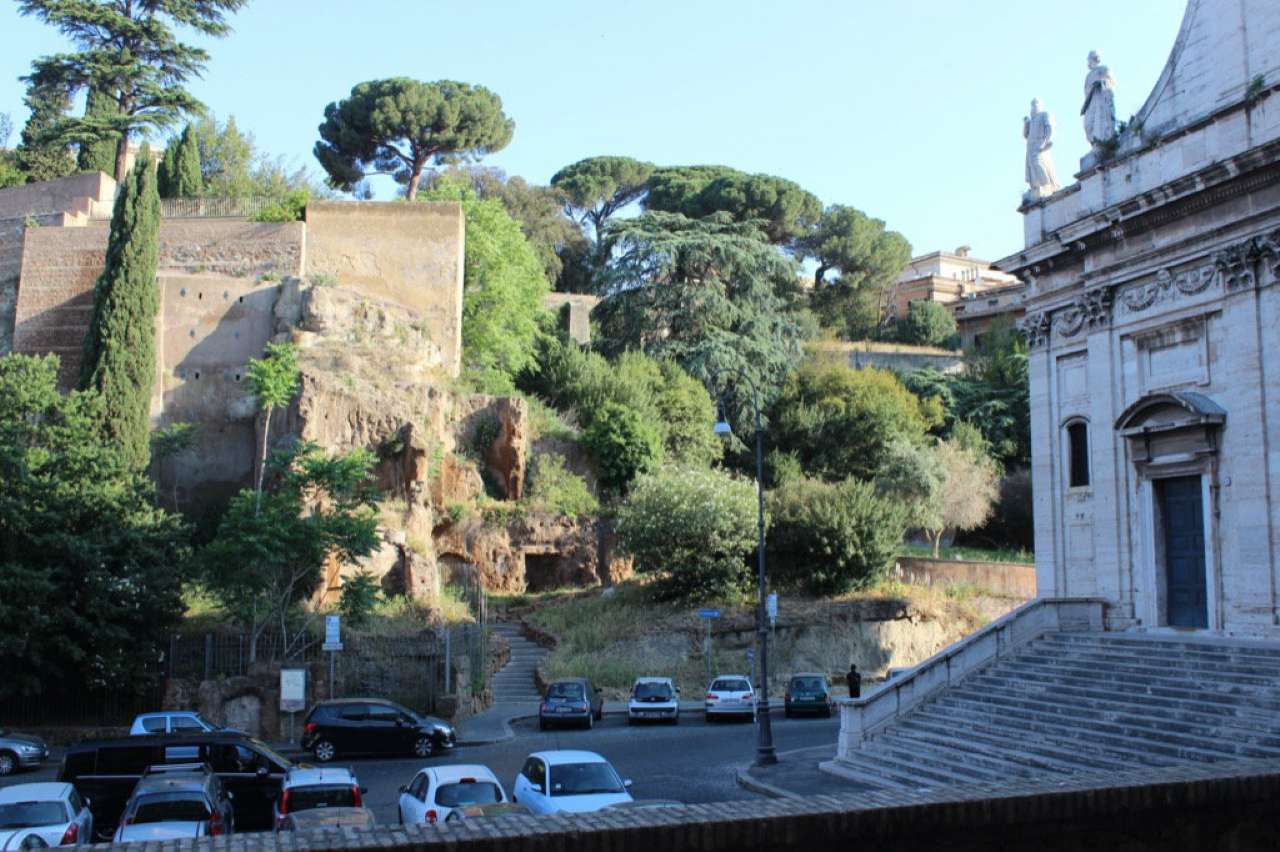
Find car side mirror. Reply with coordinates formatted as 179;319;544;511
623;779;633;789
532;784;544;794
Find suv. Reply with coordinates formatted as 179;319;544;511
784;673;834;718
300;699;455;762
626;677;679;725
274;767;366;828
112;766;233;843
58;732;291;837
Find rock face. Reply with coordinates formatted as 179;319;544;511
485;397;528;501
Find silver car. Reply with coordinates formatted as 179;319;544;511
0;732;48;777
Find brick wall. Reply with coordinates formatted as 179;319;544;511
894;557;1037;598
0;171;114;220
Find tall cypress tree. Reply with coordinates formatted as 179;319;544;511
15;82;75;182
79;146;161;470
78;85;121;175
174;125;203;197
157;143;179;198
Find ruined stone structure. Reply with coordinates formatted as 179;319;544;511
998;0;1280;637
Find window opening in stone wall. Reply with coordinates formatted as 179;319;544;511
1068;422;1090;488
524;554;566;593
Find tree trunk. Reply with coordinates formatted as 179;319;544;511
931;530;943;558
255;404;273;514
813;263;830;289
113;134;129;182
406;168;422;201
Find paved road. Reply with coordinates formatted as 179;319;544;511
0;713;839;827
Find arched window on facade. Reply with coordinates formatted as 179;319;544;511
1067;420;1090;488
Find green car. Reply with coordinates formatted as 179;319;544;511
783;673;834;718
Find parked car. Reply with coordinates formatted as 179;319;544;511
538;679;604;731
300;699;456;763
58;732;291;837
129;712;227;736
0;828;48;850
511;751;632;814
704;676;755;721
626;677;680;725
443;803;531;823
111;766;234;843
783;673;834;718
275;808;376;834
274;767;365;829
398;764;507;825
0;783;93;847
0;732;48;777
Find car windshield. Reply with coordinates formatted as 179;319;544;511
711;679;749;692
288;785;357;811
547;683;584;700
549;763;624;796
129;794;211;824
247;738;291;769
634;683;672;700
435;782;502;807
790;678;825;692
0;803;66;828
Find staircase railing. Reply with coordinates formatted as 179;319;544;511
830;597;1106;758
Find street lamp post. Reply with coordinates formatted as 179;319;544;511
713;372;777;767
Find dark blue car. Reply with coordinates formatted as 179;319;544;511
538;679;603;730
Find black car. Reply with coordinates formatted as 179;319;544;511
538;678;604;730
300;699;456;762
57;732;291;838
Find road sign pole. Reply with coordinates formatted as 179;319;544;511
705;619;712;685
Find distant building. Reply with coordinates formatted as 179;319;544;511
887;246;1019;324
950;281;1027;351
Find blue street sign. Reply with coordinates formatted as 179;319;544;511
697;608;721;619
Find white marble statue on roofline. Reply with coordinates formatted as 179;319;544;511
1081;50;1117;148
1024;98;1060;199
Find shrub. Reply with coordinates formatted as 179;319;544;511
616;467;757;601
251;188;310;223
338;570;381;627
581;402;663;496
896;300;958;348
767;477;907;595
525;452;598;517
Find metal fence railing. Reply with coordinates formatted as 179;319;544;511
159;197;277;219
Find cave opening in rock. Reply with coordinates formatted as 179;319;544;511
524;553;566;593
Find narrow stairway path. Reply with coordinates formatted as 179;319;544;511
455;622;549;744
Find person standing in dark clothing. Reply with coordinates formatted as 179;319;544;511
847;663;862;699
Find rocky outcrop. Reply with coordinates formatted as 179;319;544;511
485;397;528;500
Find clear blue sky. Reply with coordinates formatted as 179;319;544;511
0;0;1183;262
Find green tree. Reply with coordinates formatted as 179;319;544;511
897;300;959;348
616;466;757;601
315;78;514;200
77;84;120;175
645;166;821;246
876;436;946;533
79;147;161;470
172;124;203;198
771;359;937;482
596;212;807;407
924;437;1001;557
338;571;381;628
767;477;907;595
419;180;549;380
191;115;254;197
581;402;664;497
246;342;301;510
18;0;249;180
15;82;75;182
200;442;380;662
803;205;911;338
0;354;188;698
525;452;598;517
552;156;655;239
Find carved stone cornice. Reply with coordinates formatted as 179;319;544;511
1118;263;1215;314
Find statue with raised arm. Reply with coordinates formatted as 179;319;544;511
1081;50;1117;148
1024;98;1059;198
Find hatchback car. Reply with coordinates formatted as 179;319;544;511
704;676;755;720
0;731;48;777
538;679;604;730
511;751;632;815
784;673;834;718
276;808;376;834
111;766;234;843
0;783;93;847
0;829;48;850
626;677;679;724
300;699;456;762
130;712;224;737
274;767;366;829
398;764;507;825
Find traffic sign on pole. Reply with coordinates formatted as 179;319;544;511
697;608;721;619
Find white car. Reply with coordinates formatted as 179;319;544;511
511;751;632;815
274;766;365;829
0;783;93;847
129;712;222;736
704;675;756;720
627;677;680;725
398;764;507;825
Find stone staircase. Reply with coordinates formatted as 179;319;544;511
488;622;549;705
827;632;1280;790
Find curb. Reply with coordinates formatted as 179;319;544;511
733;745;836;800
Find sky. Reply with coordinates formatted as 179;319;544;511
0;0;1185;262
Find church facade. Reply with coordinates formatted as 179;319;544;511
998;0;1280;636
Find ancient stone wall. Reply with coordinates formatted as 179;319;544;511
892;557;1037;598
0;171;115;220
304;201;464;376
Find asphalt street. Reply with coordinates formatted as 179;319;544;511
0;712;839;827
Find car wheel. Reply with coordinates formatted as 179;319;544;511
413;736;434;758
312;740;337;763
824;706;833;718
595;706;603;721
626;716;635;726
784;708;792;719
538;718;547;732
672;713;679;726
585;712;594;731
0;751;15;776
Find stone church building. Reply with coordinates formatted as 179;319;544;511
999;0;1280;637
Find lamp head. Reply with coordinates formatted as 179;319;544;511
714;400;732;436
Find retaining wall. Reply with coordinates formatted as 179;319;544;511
893;557;1037;598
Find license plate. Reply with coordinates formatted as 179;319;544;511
556;707;573;713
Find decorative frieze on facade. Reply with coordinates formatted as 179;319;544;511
1119;264;1216;313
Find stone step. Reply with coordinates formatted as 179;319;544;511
1020;643;1280;681
859;736;1013;784
869;729;1043;781
886;721;1089;776
1007;650;1280;690
932;693;1280;762
826;749;964;790
1038;633;1280;664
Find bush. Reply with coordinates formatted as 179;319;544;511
616;467;757;601
896;300;958;348
338;570;381;627
766;477;907;595
251;188;310;222
581;402;664;496
525;452;598;517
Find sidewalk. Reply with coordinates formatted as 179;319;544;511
737;744;878;799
